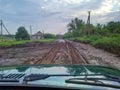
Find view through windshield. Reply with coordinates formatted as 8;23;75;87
0;0;120;89
0;0;120;68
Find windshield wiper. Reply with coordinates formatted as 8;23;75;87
65;76;120;89
23;74;77;82
24;74;49;81
63;65;120;89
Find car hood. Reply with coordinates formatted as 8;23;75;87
0;64;120;90
0;64;120;76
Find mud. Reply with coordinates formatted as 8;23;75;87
0;40;120;69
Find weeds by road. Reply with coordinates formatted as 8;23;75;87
0;39;55;47
72;34;120;55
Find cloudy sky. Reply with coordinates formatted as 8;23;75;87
0;0;120;35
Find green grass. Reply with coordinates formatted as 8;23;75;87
0;39;55;47
0;40;30;47
72;35;102;43
73;34;120;55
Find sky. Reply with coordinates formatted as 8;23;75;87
0;0;120;35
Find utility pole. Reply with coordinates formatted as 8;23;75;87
0;20;3;36
73;19;77;29
86;11;91;35
87;11;91;25
30;25;32;40
0;20;3;40
42;30;44;39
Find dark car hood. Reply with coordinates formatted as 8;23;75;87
0;64;120;90
0;64;120;76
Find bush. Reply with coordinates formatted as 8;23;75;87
73;34;120;55
93;36;120;54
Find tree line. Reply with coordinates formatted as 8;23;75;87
64;17;120;38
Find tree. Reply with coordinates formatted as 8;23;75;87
67;19;76;32
15;26;30;40
63;32;72;39
67;17;85;37
106;21;120;33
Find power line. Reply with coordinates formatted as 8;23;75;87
2;22;11;35
0;19;11;39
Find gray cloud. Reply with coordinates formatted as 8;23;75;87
0;0;120;34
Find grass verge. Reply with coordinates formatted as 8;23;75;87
0;39;55;47
73;34;120;55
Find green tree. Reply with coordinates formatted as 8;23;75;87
107;21;116;33
106;21;120;34
67;19;76;32
63;32;72;39
15;26;30;40
67;17;85;37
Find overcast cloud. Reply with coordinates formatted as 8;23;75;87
0;0;120;34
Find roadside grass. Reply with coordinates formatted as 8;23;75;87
73;34;120;55
0;39;55;47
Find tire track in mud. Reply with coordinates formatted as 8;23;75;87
34;40;89;64
35;42;63;64
66;41;88;64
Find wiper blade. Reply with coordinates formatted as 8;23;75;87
24;74;49;81
104;74;120;80
23;74;77;81
65;77;120;83
65;77;120;89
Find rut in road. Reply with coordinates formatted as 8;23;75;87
35;42;63;64
66;41;88;64
35;40;89;64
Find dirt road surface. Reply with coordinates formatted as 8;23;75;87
0;39;120;69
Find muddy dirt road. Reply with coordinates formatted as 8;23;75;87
0;39;120;69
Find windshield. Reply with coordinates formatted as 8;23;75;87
0;0;120;89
